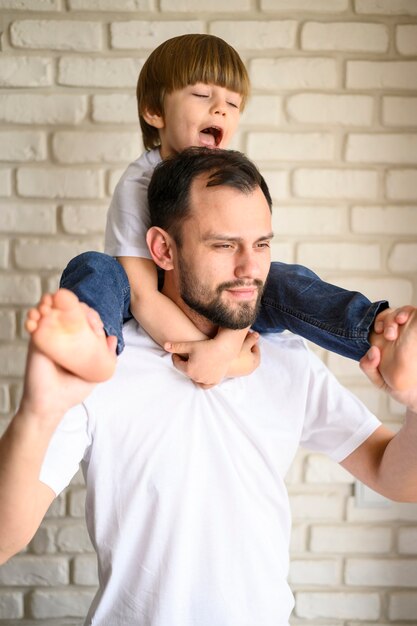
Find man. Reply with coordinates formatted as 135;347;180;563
1;148;417;626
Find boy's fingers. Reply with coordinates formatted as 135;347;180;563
164;341;192;356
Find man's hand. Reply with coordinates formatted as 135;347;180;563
361;306;417;406
373;305;415;341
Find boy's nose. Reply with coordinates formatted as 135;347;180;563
211;100;227;116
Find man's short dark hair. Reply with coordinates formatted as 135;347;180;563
147;147;272;245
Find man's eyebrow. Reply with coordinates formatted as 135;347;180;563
202;232;274;242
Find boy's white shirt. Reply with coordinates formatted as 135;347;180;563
39;322;381;626
105;148;162;259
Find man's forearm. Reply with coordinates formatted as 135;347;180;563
0;409;57;563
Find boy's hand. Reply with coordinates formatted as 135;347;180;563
164;330;260;389
373;305;414;341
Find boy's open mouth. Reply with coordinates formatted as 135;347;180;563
200;126;223;147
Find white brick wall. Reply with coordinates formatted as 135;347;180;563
0;3;416;625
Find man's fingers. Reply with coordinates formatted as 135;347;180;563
242;331;259;350
360;346;386;390
164;341;192;356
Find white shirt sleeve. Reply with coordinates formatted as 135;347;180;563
39;403;92;496
104;149;161;259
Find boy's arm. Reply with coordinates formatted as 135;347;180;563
0;344;95;564
118;256;258;386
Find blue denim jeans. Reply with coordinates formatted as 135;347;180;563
60;251;388;360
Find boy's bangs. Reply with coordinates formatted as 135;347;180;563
167;38;249;107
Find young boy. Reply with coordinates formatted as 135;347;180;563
27;34;399;385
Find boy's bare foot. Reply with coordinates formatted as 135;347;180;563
25;289;117;383
370;307;417;391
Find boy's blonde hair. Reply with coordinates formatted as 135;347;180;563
137;34;250;151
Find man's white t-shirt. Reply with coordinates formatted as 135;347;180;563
40;322;380;626
104;148;162;259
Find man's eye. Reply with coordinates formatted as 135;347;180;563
257;242;270;249
214;243;233;249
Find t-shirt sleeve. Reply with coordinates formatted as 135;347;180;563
300;349;381;463
104;164;153;259
39;403;92;496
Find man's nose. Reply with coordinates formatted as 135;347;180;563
234;251;260;279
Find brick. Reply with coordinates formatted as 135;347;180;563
0;591;23;619
389;592;417;620
389;243;417;272
92;94;137;123
59;57;139;88
0;204;56;234
290;493;344;521
383;97;417;127
53;131;139;164
0;131;46;162
398;527;417;554
290;524;306;552
287;93;373;126
0;311;15;341
302;22;388;52
17;168;103;199
346;134;417;164
0;56;52;87
350;494;417;522
297;242;381;271
250;58;337;90
211;20;297;49
0;170;12;197
346;558;417;587
260;169;289;201
295;591;380;620
69;0;152;8
396;24;417;56
347;385;380;414
261;0;348;11
0;384;10;413
0;0;59;8
327;350;369;379
30;589;95;619
352;205;417;235
248;132;334;162
0;345;27;377
356;0;417;15
289;559;340;585
0;239;8;269
45;493;66;518
10;20;102;51
69;489;85;518
57;524;94;553
110;21;204;50
386;170;417;200
162;0;249;9
0;94;87;125
0;275;41;305
347;61;417;90
72;554;99;585
305;455;354;484
270;240;293;264
311;525;392;554
273;205;347;236
14;238;103;270
62;205;107;235
325;276;413;309
293;169;378;200
30;524;58;554
0;555;68;586
240;95;283;126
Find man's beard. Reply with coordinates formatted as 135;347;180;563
178;255;264;329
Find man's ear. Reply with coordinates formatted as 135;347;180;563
142;108;165;130
146;227;174;270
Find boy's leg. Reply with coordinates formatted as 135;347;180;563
254;262;389;361
60;251;132;355
26;289;117;383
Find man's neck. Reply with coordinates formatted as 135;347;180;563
162;278;218;339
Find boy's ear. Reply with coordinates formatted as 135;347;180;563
146;227;174;270
142;108;165;130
